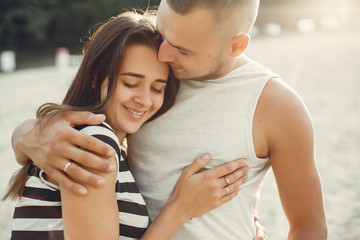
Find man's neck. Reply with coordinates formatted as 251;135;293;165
216;55;250;79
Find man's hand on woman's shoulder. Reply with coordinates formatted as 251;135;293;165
11;110;116;195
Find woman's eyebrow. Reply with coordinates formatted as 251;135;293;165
121;72;168;83
121;72;144;78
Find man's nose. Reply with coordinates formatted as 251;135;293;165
158;40;176;63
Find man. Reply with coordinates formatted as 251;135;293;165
12;0;326;239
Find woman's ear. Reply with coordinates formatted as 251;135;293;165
100;77;109;101
229;34;250;57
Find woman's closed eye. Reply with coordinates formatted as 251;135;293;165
152;87;164;94
123;82;137;88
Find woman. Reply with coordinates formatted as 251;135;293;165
3;10;248;240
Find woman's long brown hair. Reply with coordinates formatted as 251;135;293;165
3;10;179;200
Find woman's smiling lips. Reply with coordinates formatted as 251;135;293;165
125;107;147;119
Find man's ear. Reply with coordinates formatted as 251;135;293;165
229;34;250;57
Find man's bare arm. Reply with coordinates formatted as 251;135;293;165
11;111;116;195
258;79;327;239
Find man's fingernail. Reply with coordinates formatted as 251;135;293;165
108;164;116;171
108;148;116;156
78;187;87;195
202;154;210;160
97;178;106;185
95;114;105;119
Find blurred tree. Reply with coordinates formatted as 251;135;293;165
5;0;353;68
0;0;60;50
0;0;160;57
51;0;160;53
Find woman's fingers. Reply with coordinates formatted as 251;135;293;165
222;173;248;196
217;173;249;206
217;188;239;206
220;166;249;199
174;155;251;219
181;154;211;177
221;165;250;187
191;156;249;196
209;158;247;178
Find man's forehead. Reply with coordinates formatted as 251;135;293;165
156;1;220;52
157;4;214;36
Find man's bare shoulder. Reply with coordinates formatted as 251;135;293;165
257;77;313;145
260;77;309;117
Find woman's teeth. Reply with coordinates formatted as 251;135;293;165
127;108;145;116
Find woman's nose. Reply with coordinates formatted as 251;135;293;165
134;88;152;108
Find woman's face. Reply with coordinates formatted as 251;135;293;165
101;44;169;139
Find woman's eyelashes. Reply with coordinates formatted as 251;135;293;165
123;81;164;94
123;82;137;88
152;87;164;94
151;82;167;94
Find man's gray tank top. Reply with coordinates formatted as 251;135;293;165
128;59;279;239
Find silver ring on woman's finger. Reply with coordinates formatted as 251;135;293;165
64;162;72;173
224;177;230;185
225;186;230;195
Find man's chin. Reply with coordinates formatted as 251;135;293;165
172;70;219;81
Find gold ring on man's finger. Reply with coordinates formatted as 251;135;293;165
64;162;72;173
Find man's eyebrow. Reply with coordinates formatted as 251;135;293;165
166;39;195;54
121;72;168;83
157;25;195;54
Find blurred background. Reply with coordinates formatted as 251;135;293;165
1;0;359;239
1;0;359;69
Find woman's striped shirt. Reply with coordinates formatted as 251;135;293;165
11;123;149;240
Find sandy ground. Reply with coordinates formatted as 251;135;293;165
0;29;359;239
